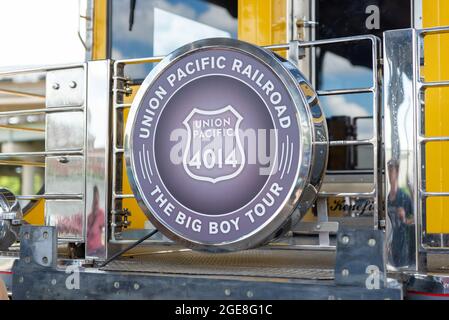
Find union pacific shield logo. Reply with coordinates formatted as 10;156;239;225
124;38;314;251
182;105;245;183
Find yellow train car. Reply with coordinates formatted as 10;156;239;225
0;0;449;300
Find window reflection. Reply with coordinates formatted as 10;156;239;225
111;0;238;80
153;8;232;55
315;0;411;171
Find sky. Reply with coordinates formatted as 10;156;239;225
110;0;237;79
0;0;85;70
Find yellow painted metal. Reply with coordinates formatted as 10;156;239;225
122;86;149;229
23;198;45;225
423;0;449;233
238;0;287;46
92;0;108;60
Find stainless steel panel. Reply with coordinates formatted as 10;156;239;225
85;60;111;260
383;29;417;271
44;67;87;243
45;200;84;241
45;112;84;151
45;156;84;195
46;68;85;108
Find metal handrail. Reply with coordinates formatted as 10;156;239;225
420;26;449;35
0;106;83;117
329;139;374;146
0;150;83;158
0;63;86;203
415;26;449;251
312;35;382;230
419;136;449;142
317;87;374;96
113;193;134;199
318;190;375;198
0;125;44;133
421;191;449;197
420;80;449;88
17;194;83;200
110;34;382;246
0;63;84;77
0;88;45;99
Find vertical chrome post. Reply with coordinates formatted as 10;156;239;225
85;60;112;260
371;36;382;230
383;29;418;271
110;61;126;242
44;66;86;243
414;30;424;271
317;198;330;246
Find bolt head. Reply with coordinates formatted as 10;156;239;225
58;156;69;164
125;86;133;96
341;235;350;245
368;238;376;247
52;83;60;90
342;269;349;277
69;81;77;88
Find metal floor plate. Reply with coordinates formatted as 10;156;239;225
100;248;335;280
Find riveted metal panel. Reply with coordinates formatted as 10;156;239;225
45;68;85;108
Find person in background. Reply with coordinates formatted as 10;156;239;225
86;186;105;256
0;278;8;300
387;159;415;268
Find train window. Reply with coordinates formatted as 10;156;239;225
111;0;238;80
315;0;411;171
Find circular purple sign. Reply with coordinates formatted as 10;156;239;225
125;38;319;251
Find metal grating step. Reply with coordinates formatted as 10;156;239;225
100;248;335;280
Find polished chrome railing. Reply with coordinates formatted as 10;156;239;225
415;26;449;252
0;63;86;204
111;35;382;248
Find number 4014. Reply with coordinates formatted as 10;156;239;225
188;148;238;169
